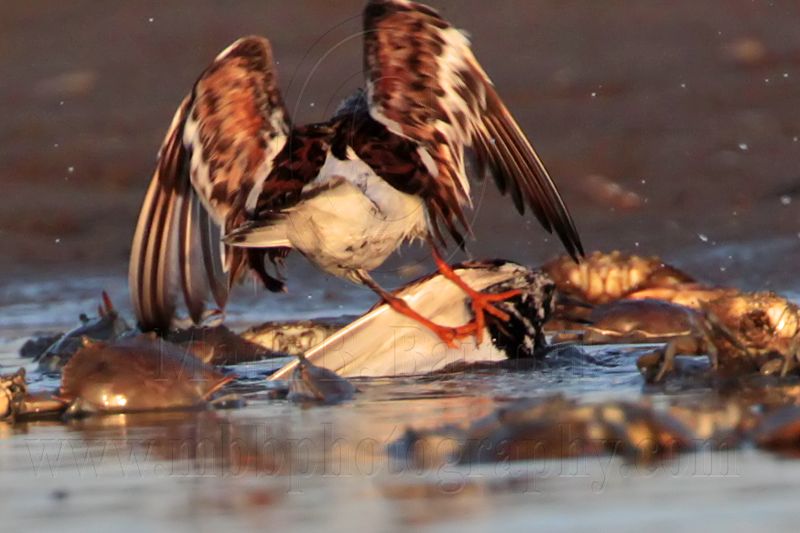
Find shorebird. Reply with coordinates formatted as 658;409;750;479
268;260;557;379
129;0;583;344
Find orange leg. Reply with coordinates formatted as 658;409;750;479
380;292;478;348
431;247;522;344
356;271;475;348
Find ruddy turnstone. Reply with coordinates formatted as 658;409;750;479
129;0;583;343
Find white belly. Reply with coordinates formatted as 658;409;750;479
284;154;428;279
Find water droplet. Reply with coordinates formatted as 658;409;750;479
698;233;709;243
590;92;597;98
781;195;792;205
738;143;749;151
67;166;74;173
54;238;61;244
784;73;790;78
680;82;687;89
148;17;154;22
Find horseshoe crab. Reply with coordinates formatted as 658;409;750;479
60;336;233;414
621;292;800;381
625;285;740;310
391;396;695;467
703;291;800;376
0;369;29;421
542;251;695;306
0;369;70;421
166;325;278;365
552;299;749;382
241;319;349;356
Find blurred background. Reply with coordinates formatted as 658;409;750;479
2;0;800;298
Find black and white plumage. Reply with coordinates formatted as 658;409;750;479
269;261;556;379
130;0;582;336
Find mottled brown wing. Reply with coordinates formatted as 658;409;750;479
223;123;336;248
129;36;291;332
362;0;583;258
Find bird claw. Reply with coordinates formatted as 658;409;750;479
414;289;522;347
464;289;522;345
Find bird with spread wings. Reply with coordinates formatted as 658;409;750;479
129;0;583;346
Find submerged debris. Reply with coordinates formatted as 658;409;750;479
752;405;800;450
19;333;62;359
388;425;466;470
166;325;279;365
287;355;356;405
667;398;754;448
34;292;132;372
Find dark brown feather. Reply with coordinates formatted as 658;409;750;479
251;123;335;217
362;0;583;258
129;36;292;331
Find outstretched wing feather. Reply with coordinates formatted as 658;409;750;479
362;0;583;258
129;36;291;331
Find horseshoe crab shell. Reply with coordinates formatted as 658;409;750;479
61;336;232;413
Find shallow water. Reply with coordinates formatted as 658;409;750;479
2;277;800;532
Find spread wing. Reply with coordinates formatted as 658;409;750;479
129;36;291;331
362;0;583;258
